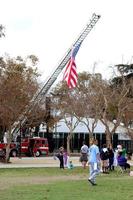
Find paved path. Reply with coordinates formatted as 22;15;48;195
0;156;81;168
0;156;133;169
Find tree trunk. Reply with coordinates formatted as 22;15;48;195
105;130;112;147
5;128;12;163
67;134;71;156
89;132;94;146
5;143;10;163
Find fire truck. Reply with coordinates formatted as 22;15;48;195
20;137;49;157
0;137;49;157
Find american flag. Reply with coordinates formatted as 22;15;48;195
63;42;82;88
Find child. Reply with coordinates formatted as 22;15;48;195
68;160;74;169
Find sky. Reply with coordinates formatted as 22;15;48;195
0;0;133;83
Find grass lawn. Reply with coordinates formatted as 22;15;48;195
0;167;133;200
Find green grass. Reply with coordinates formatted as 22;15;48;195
0;167;86;177
0;167;133;200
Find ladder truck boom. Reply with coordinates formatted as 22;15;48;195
12;13;101;135
34;13;100;100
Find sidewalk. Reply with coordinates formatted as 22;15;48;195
0;156;81;168
0;156;133;169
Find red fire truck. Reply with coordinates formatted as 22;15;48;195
0;137;49;157
20;137;49;157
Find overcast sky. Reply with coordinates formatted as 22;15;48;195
0;0;133;82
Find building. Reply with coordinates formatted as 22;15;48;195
38;118;133;153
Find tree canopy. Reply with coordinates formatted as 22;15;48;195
0;55;40;130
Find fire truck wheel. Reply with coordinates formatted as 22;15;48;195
35;150;41;157
10;149;18;157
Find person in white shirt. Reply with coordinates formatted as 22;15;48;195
80;141;89;169
3;132;8;144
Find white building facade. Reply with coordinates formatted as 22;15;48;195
38;118;133;152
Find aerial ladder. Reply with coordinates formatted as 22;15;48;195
12;13;101;135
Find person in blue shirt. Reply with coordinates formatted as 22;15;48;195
88;138;100;186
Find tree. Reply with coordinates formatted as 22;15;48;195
73;70;132;146
90;69;133;145
73;72;102;141
115;63;133;75
52;68;132;148
0;25;5;38
111;64;133;138
51;82;79;155
0;55;39;162
51;72;103;151
112;64;133;98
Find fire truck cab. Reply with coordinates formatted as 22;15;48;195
0;137;49;157
20;137;49;157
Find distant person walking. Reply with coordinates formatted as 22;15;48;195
80;141;89;169
88;138;100;186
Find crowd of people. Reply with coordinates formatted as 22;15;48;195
54;140;131;186
100;143;130;174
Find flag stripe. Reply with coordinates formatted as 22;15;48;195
66;59;77;88
63;42;81;88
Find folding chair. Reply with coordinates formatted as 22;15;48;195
117;164;130;175
117;165;125;174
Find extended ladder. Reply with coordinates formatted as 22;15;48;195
12;13;101;134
